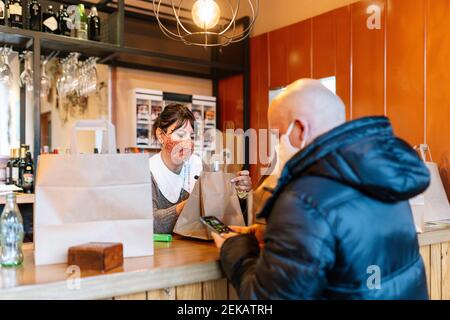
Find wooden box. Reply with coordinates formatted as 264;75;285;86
67;242;123;272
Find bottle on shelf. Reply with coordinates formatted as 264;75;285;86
58;5;70;36
11;149;20;186
77;4;88;40
42;5;58;34
17;147;26;188
0;0;6;26
5;149;15;185
88;6;101;41
28;0;41;31
8;0;24;29
0;193;24;267
21;151;34;194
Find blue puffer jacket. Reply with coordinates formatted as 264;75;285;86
220;116;430;300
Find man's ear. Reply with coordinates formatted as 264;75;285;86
297;118;309;144
290;118;309;148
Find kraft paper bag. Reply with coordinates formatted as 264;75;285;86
173;171;245;240
34;120;154;266
410;144;450;233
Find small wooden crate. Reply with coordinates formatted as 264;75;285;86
68;242;123;272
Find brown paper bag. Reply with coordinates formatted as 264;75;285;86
410;144;450;233
173;171;245;240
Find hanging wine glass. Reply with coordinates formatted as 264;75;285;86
40;58;50;98
19;51;34;92
0;47;12;85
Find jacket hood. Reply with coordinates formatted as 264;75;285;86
276;116;430;203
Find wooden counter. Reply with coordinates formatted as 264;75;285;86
0;225;448;300
418;223;450;300
0;236;237;300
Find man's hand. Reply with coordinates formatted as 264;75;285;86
211;231;239;249
231;224;266;248
211;224;266;250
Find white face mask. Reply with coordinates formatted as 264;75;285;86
273;121;307;178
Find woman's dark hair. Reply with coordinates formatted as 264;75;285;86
152;104;195;139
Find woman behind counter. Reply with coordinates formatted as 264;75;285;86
149;104;252;234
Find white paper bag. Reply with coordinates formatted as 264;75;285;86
410;144;450;233
34;120;154;266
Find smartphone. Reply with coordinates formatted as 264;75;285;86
200;216;232;234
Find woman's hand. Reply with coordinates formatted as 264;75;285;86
231;170;253;193
175;200;187;215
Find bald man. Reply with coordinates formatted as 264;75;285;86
213;79;430;300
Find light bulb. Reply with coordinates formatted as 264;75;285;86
191;0;221;30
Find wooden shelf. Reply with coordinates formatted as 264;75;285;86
0;24;244;76
0;25;33;50
0;193;35;205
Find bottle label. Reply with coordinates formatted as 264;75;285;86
5;168;10;179
0;1;5;19
43;16;58;31
23;173;33;187
31;4;39;15
12;167;19;181
9;3;22;16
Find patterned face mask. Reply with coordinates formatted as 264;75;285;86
163;130;195;165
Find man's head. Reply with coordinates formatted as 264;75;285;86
269;79;346;149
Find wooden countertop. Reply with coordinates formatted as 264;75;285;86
0;223;448;300
0;236;224;300
418;222;450;246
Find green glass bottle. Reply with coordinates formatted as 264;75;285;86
77;4;88;40
0;193;24;267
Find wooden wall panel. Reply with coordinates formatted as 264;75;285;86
351;0;386;119
426;0;450;200
287;20;312;84
442;242;450;300
147;288;176;300
268;27;289;89
202;279;228;300
312;11;336;79
430;243;442;300
218;74;244;131
386;0;425;147
176;283;202;300
250;34;270;184
335;6;352;120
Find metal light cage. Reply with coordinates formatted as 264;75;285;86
152;0;259;47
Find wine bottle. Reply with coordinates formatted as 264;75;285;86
8;0;23;28
5;149;14;185
17;147;27;189
11;149;20;186
0;0;6;26
42;5;58;34
21;151;34;194
58;5;70;36
88;6;100;41
28;0;41;31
